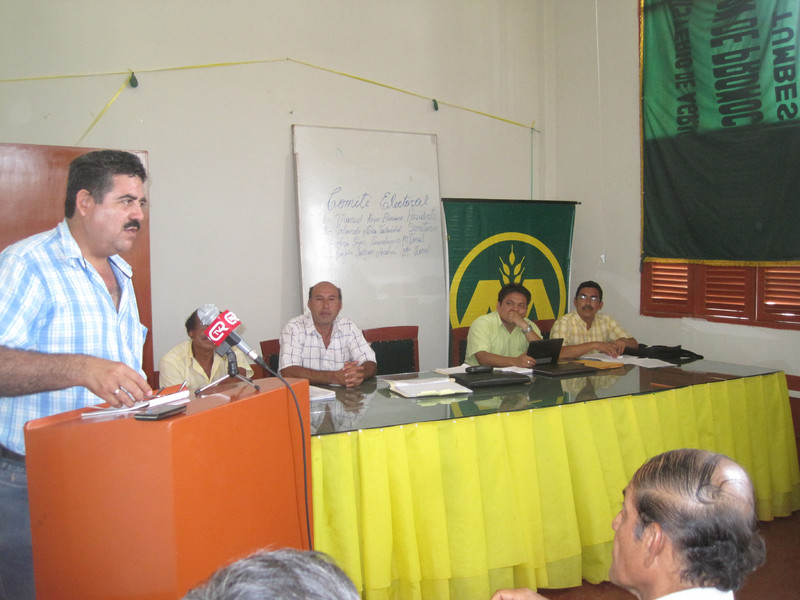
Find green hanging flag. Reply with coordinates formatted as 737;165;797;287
642;0;800;263
443;199;575;328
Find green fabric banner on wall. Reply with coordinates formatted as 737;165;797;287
443;199;575;329
642;0;800;262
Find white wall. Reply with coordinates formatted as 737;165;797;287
1;0;544;367
1;0;796;375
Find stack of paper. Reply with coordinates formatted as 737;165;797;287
81;389;191;419
309;386;337;401
433;365;469;375
580;354;674;368
387;377;472;398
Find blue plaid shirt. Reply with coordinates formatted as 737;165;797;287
0;220;147;454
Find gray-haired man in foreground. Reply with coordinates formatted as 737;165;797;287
492;448;766;600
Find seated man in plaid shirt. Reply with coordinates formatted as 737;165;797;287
550;280;637;360
279;281;377;388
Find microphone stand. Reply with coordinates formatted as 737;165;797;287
196;350;260;396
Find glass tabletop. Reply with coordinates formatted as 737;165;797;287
309;359;780;435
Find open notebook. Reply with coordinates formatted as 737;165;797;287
387;377;472;398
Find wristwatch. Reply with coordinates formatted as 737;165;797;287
523;324;533;333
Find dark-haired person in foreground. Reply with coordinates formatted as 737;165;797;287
0;150;153;599
550;280;637;359
465;283;542;368
491;448;766;600
183;548;359;600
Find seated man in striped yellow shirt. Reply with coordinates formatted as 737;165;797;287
550;280;637;359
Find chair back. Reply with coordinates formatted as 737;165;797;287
362;326;419;375
535;319;555;340
259;339;281;377
450;326;470;366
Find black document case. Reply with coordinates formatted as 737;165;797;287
527;338;599;377
452;371;531;389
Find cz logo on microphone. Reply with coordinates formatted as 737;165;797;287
204;310;242;346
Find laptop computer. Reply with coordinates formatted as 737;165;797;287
452;370;531;389
526;338;600;377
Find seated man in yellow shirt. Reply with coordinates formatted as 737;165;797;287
159;309;253;391
464;283;542;368
550;280;637;359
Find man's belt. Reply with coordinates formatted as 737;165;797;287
0;444;25;462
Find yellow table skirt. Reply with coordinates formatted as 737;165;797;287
311;372;800;600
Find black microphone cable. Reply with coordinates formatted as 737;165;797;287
254;355;313;550
197;304;313;549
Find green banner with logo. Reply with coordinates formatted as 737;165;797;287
443;199;575;328
642;0;800;262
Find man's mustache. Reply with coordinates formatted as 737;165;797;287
124;220;141;231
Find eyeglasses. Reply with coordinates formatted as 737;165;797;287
578;294;601;303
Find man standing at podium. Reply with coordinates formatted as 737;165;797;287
0;150;153;599
280;281;377;388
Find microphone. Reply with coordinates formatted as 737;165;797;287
197;304;267;369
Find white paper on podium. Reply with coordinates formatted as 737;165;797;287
81;389;191;419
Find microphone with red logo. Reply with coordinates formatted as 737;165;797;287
197;304;269;371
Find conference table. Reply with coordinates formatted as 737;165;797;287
308;360;800;600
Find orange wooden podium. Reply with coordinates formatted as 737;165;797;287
24;377;311;600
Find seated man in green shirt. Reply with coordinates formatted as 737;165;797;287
464;283;542;368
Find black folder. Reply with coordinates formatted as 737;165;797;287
452;370;531;389
527;338;600;377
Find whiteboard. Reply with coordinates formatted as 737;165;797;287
293;125;448;370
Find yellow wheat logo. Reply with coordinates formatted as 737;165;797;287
499;245;525;284
450;233;567;328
